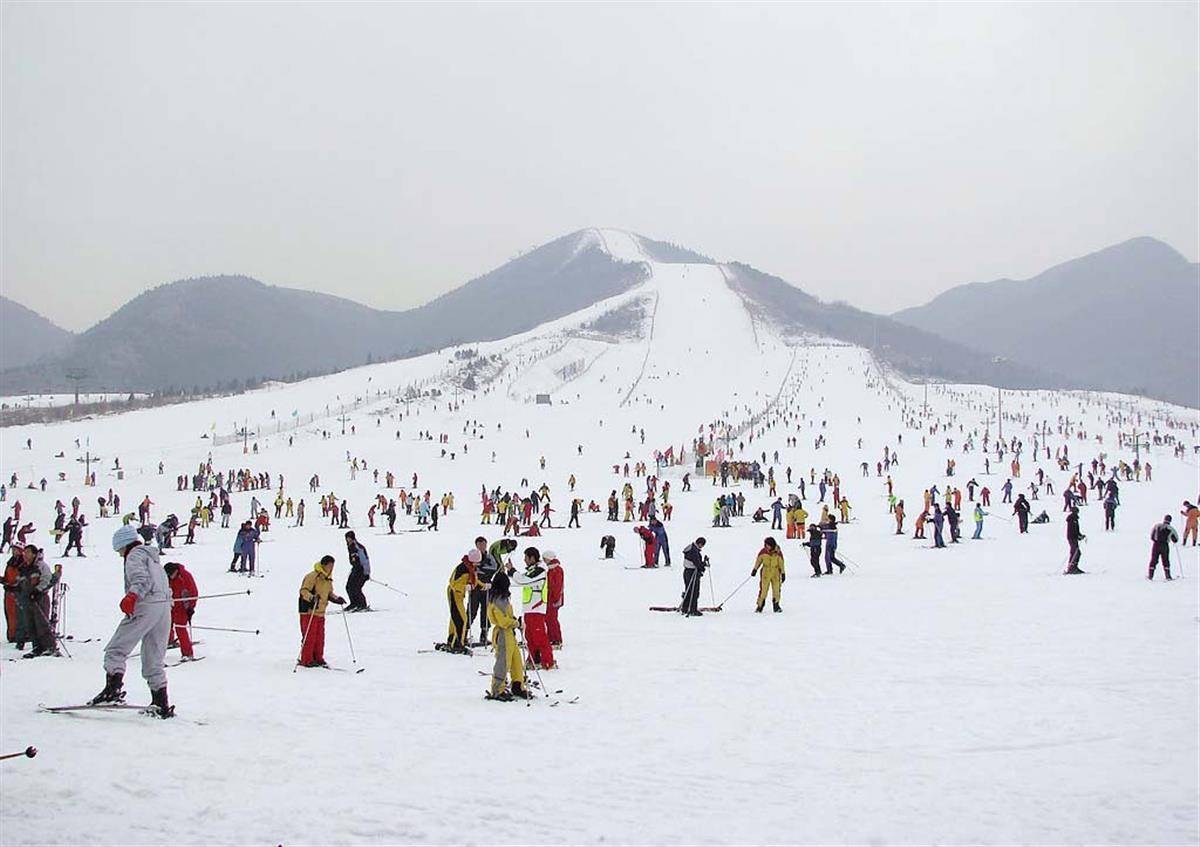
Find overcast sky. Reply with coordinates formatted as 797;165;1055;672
3;2;1197;331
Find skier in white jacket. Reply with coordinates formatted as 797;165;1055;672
89;525;174;717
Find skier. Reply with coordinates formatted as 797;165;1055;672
343;531;371;612
680;537;707;615
770;497;784;530
511;546;554;669
650;518;671;566
3;547;20;643
16;545;55;657
1103;491;1118;531
544;550;564;648
1064;507;1085;574
1147;515;1179;580
469;536;502;646
163;562;198;660
444;549;479;653
805;522;823;576
230;521;259;573
61;516;86;557
972;503;987;539
634;525;657;568
599;534;616;560
1182;501;1199;546
751;537;785;612
485;571;529;701
931;504;946;548
822;517;846;573
1013;494;1031;534
297;556;346;667
89;525;173;717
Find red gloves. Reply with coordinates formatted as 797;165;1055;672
119;592;138;615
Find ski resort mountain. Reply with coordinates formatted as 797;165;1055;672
1;229;1192;406
0;231;1195;844
0;295;73;370
893;237;1200;407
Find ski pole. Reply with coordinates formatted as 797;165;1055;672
707;559;717;605
145;589;252;604
368;578;407;597
0;747;37;762
715;573;755;611
341;607;358;667
190;625;260;634
677;567;702;614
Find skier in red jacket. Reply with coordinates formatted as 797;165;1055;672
544;551;564;648
164;562;198;660
635;525;657;568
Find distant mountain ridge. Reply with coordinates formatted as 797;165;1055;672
893;237;1200;406
0;295;74;372
0;232;646;395
1;230;1194;406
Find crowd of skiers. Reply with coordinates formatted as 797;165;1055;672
3;376;1197;724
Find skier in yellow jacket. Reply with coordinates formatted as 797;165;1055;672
298;556;345;667
485;571;529;700
752;537;785;613
442;549;479;654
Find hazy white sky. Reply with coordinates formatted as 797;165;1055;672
3;1;1197;331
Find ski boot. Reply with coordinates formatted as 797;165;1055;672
773;602;783;613
147;686;175;719
754;605;764;613
89;672;126;705
486;688;514;702
511;682;533;700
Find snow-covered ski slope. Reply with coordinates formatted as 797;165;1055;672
1;231;1198;845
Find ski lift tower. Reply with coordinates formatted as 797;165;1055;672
64;368;88;406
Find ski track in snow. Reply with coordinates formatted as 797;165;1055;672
0;244;1198;846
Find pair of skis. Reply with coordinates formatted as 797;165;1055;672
37;701;201;723
477;671;578;706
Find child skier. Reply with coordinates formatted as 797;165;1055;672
164;562;198;661
485;572;529;700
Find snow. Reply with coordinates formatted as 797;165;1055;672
1;251;1198;846
1;393;151;409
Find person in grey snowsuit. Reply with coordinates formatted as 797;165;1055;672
91;525;173;717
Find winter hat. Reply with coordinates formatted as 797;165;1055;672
467;548;482;563
111;524;140;552
542;549;558;562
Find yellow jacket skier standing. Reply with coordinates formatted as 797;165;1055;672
485;572;528;700
752;537;786;613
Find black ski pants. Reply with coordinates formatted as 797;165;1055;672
681;567;703;614
346;567;368;610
